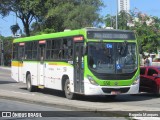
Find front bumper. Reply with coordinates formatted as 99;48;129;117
84;79;139;95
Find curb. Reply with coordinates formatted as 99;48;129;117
0;67;11;71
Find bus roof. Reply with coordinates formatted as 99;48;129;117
13;28;134;43
13;29;85;43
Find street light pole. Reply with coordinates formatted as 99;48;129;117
116;0;118;29
0;38;4;66
1;40;4;66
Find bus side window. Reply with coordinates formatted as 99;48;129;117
25;42;32;60
67;39;73;60
55;39;62;60
46;40;52;60
53;50;59;59
62;39;68;59
68;49;73;59
68;49;73;60
40;46;45;61
13;43;18;60
24;54;27;59
32;41;38;60
18;47;24;60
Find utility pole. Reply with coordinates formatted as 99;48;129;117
116;0;118;29
0;38;4;66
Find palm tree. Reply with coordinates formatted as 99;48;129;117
10;23;20;37
118;10;131;30
104;14;113;28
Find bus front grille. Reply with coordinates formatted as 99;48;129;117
101;87;130;93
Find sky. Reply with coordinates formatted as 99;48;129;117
101;0;160;16
1;0;160;37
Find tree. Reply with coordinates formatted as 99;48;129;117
63;0;103;29
130;13;160;54
0;36;13;66
118;10;131;30
104;14;114;28
10;23;20;36
0;0;44;36
33;0;104;33
104;11;132;30
1;0;103;36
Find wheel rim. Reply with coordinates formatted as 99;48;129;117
27;81;30;89
27;76;31;90
66;82;71;95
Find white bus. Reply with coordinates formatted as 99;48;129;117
11;28;140;99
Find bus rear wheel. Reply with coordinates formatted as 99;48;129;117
64;79;75;99
26;74;36;92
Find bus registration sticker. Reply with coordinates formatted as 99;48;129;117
111;91;120;95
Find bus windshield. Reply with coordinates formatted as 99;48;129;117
88;42;138;74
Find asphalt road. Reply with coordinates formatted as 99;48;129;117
0;98;127;120
0;67;160;120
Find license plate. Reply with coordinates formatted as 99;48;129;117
111;91;120;95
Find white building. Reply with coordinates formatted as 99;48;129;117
118;0;130;13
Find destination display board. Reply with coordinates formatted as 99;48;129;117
87;31;135;40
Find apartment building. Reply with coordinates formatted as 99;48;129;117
118;0;130;13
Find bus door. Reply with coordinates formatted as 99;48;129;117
18;43;25;82
74;42;84;93
38;40;46;85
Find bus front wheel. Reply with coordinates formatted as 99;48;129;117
156;85;160;96
26;74;36;92
64;79;75;100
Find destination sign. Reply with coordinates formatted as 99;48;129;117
87;31;135;40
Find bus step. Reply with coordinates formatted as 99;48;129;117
38;85;44;89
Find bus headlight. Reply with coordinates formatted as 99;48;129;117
132;76;140;85
87;75;98;86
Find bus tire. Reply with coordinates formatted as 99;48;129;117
26;74;35;92
64;79;75;100
156;85;160;96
